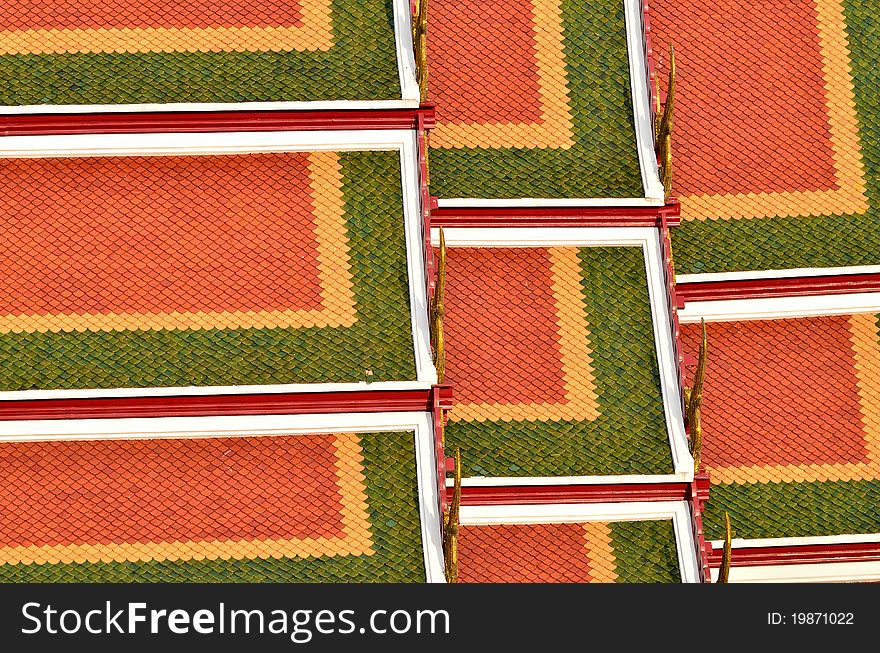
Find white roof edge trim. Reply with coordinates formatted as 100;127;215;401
679;292;880;324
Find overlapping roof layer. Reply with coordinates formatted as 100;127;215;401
427;0;644;200
681;315;880;540
443;245;673;478
458;519;681;582
0;0;403;107
652;0;880;274
0;431;427;582
0;149;417;391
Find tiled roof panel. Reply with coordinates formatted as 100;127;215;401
0;150;417;391
0;431;426;582
427;0;643;199
681;315;880;539
0;0;402;106
444;245;673;477
458;520;682;583
652;0;880;274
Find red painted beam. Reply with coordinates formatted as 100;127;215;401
0;385;454;421
707;541;880;567
677;273;880;304
0;106;436;137
450;482;689;506
430;200;681;228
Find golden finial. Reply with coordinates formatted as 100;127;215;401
431;227;446;382
413;0;429;102
655;44;676;199
716;512;732;583
442;447;462;583
685;318;707;473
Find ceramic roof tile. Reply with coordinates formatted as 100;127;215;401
651;0;880;274
0;431;426;582
0;0;402;107
427;0;643;199
0;150;417;391
680;315;880;539
443;245;673;478
458;520;682;583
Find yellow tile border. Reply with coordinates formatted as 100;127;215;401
583;522;618;583
0;2;333;55
0;433;375;566
707;313;880;484
0;151;357;335
431;0;575;149
449;247;600;423
682;0;869;221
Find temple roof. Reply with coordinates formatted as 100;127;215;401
0;146;424;394
652;0;880;275
0;429;429;582
681;314;880;540
427;0;654;202
441;240;686;479
0;0;413;109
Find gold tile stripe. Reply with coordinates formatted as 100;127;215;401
583;522;618;583
0;433;375;566
682;0;869;221
450;247;600;422
708;313;880;484
0;3;333;55
432;0;575;149
0;151;357;334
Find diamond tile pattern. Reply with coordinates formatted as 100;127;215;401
0;0;401;105
681;315;880;539
427;0;643;199
444;245;673;477
652;0;880;274
0;150;417;391
458;520;682;583
0;431;427;582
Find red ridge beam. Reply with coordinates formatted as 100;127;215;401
430;201;681;228
451;482;690;506
677;273;880;304
707;541;880;567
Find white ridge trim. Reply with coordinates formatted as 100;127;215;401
679;292;880;324
436;197;665;209
0;129;437;399
710;561;880;583
709;533;880;549
460;501;701;583
0;410;446;582
430;227;694;481
678;264;880;284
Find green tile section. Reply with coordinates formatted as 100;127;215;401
672;0;880;275
703;480;880;541
447;246;673;478
611;520;682;583
0;431;426;583
0;1;401;106
430;0;643;199
0;151;418;391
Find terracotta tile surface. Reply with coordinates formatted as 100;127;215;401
651;0;868;222
443;247;598;423
680;314;880;484
0;151;355;334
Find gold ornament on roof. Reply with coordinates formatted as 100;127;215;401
655;44;676;199
431;227;447;383
413;0;429;102
443;447;462;583
684;318;707;473
716;512;733;583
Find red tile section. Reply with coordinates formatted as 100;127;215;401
428;0;544;124
443;248;568;405
0;435;346;548
0;1;304;30
680;316;869;467
458;523;595;582
650;0;839;195
0;153;324;317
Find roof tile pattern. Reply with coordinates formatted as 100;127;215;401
427;0;643;199
651;0;880;274
681;315;880;539
0;150;417;391
458;520;682;583
444;246;673;477
0;431;427;582
0;0;401;106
